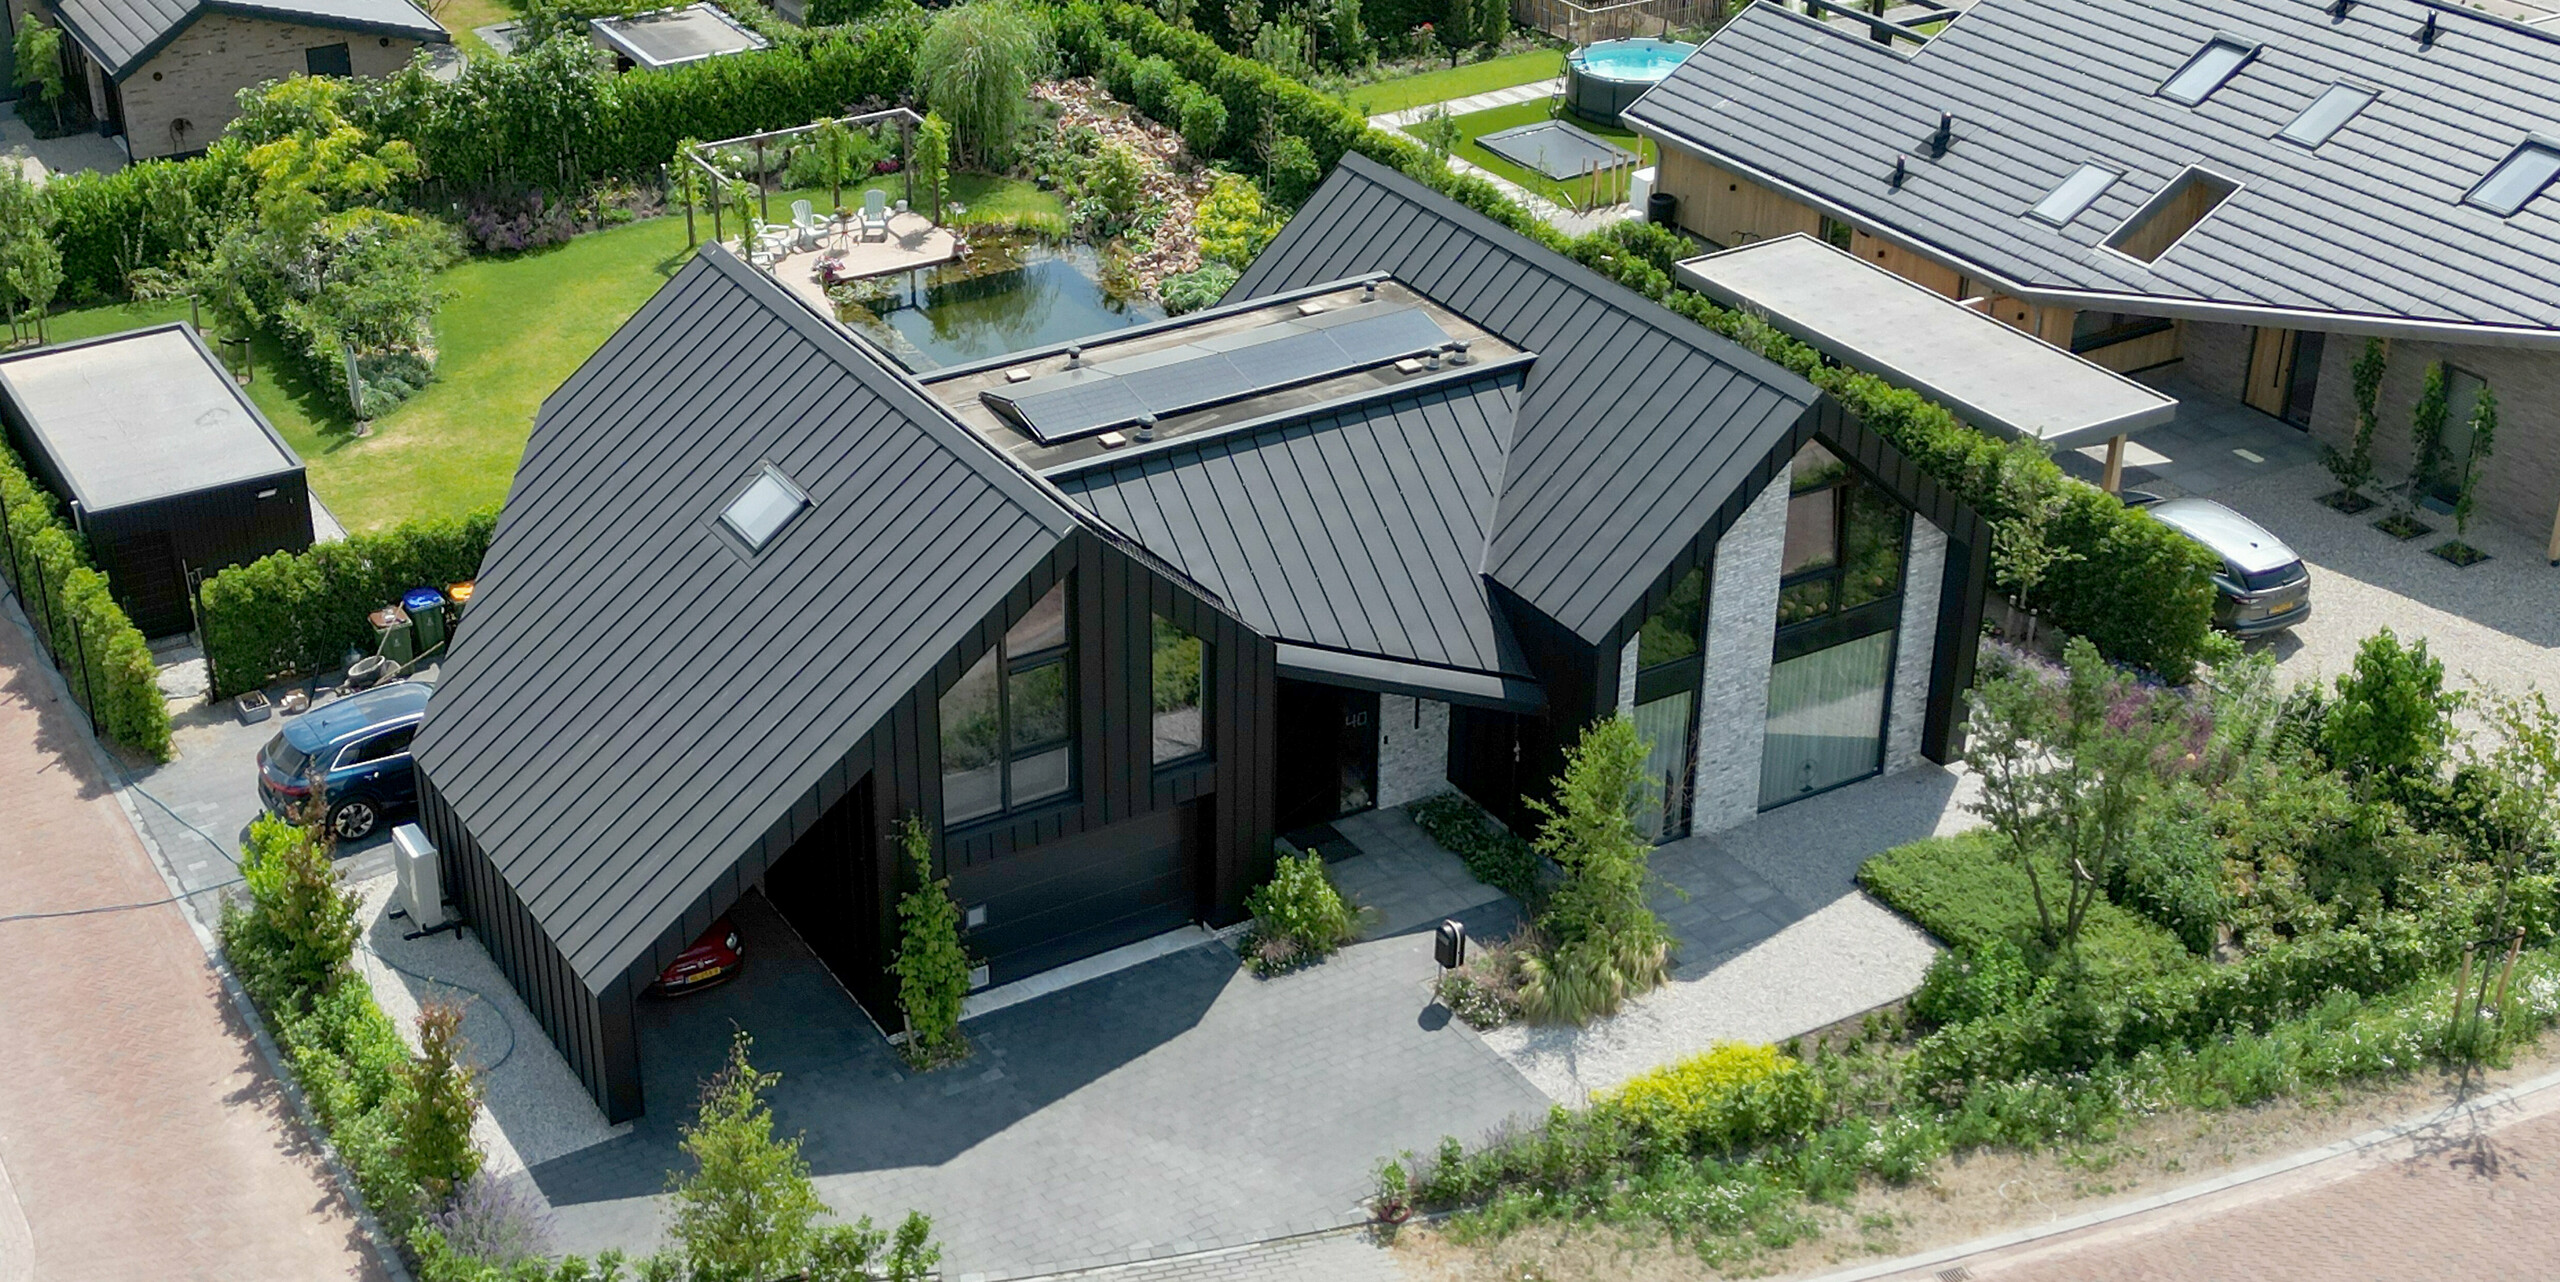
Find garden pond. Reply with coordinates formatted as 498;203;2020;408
841;235;1164;371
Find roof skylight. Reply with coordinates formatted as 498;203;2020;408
2279;83;2375;147
2464;140;2560;217
2159;37;2255;106
720;466;808;551
2031;164;2121;225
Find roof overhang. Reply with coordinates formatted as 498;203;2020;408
1677;235;2177;449
1274;644;1544;713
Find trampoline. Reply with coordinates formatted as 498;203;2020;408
1478;120;1639;181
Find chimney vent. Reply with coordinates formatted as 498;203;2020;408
1890;154;1908;190
1931;112;1953;157
1449;339;1471;365
2420;11;2438;46
1135;413;1157;442
1066;345;1083;368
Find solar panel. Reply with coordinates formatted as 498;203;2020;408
981;303;1454;443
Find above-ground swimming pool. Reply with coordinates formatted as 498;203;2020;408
1566;38;1698;127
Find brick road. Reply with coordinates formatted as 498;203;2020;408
0;612;385;1280
1872;1082;2560;1281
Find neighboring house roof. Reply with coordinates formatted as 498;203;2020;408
1230;153;1821;645
590;2;767;69
1051;366;1542;698
1624;0;2560;345
411;248;1079;994
55;0;445;81
0;324;300;513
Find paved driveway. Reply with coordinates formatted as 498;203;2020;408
0;605;385;1280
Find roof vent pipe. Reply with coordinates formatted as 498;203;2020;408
1930;112;1953;157
2420;11;2438;46
1890;154;1908;190
1449;339;1471;365
1135;413;1156;442
1425;348;1442;371
2329;0;2350;18
1363;281;1379;303
1066;344;1083;368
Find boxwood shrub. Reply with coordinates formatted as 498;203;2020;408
0;446;172;759
198;505;499;698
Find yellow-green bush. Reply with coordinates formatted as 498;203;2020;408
1601;1043;1825;1153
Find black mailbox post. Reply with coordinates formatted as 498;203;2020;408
1434;918;1467;970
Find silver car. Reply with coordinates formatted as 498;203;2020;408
2144;498;2311;637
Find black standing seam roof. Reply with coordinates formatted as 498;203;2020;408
411;247;1079;993
1053;366;1536;682
1625;0;2560;338
1228;153;1821;645
54;0;445;80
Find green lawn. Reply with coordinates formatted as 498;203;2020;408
1432;99;1653;211
436;0;512;62
1340;49;1569;117
38;174;1060;532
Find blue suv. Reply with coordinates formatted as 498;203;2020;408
256;681;434;842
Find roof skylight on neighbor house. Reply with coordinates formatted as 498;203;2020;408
2031;164;2121;225
2159;37;2256;106
2465;140;2560;217
2279;83;2376;147
720;465;808;550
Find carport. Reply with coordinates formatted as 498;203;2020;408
1677;234;2179;491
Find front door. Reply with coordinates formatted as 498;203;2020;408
2244;326;2305;424
1273;681;1379;833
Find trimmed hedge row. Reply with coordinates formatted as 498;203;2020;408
0;446;173;759
44;148;252;304
199;506;499;699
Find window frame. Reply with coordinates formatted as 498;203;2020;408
1149;612;1212;768
940;582;1078;828
1774;445;1911;664
2157;37;2256;107
716;463;810;554
2464;139;2560;218
2029;164;2121;226
2277;82;2377;149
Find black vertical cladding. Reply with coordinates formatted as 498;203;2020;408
32;475;311;638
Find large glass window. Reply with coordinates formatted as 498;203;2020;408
1632;565;1708;843
1760;443;1911;810
1637;566;1705;668
941;582;1074;824
1151;615;1208;764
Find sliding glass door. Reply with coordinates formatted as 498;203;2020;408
1757;442;1908;812
1758;632;1893;808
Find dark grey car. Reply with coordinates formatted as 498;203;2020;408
2145;498;2310;637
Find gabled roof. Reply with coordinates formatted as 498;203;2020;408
1230;153;1820;644
55;0;445;81
1051;364;1540;697
412;247;1078;993
1625;0;2560;344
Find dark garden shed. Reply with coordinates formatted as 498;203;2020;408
0;325;313;637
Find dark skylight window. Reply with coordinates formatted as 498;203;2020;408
2031;165;2120;225
720;466;808;551
2465;141;2560;217
2279;83;2376;147
2159;38;2255;106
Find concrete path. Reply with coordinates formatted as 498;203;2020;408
1828;1068;2560;1281
0;116;127;184
0;597;386;1280
1366;79;1563;131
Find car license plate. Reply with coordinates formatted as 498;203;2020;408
684;966;721;985
2267;599;2299;615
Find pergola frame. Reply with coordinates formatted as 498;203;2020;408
682;107;927;247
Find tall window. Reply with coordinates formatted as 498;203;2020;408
1761;443;1909;810
1151;614;1209;764
1632;565;1706;842
941;583;1073;824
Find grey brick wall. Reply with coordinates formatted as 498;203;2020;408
1374;694;1449;810
1691;471;1788;834
120;15;423;159
2182;320;2253;404
2304;335;2560;541
1884;515;1947;774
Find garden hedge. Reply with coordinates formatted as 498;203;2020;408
199;505;499;698
0;446;172;759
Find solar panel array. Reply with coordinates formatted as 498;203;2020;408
982;304;1452;443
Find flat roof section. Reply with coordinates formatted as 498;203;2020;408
0;325;301;513
1676;235;2178;450
590;3;767;68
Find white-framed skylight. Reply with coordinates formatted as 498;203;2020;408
2030;164;2121;225
2465;140;2560;217
720;465;809;551
2279;83;2376;148
2159;37;2256;106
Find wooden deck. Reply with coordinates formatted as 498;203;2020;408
746;210;962;321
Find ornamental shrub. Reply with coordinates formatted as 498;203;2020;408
397;1000;485;1210
891;815;974;1066
223;814;362;1013
1158;262;1238;315
667;1031;827;1282
197;503;498;697
0;444;172;758
1600;1043;1825;1154
2323;628;2457;782
1410;790;1546;908
1518;717;1674;1023
1242;849;1355;974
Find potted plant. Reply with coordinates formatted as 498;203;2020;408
1372;1157;1413;1227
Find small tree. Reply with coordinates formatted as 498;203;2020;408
2407;360;2450;507
397;999;486;1211
1264;133;1319;207
2323;628;2457;783
892;815;974;1067
12;19;68;132
1411;103;1461;161
2452;384;2497;544
913;113;952;223
2336;335;2387;500
1225;0;1261;45
913;0;1053;168
1987;436;2079;647
667;1032;827;1282
1517;717;1674;1023
224;813;361;1012
0;167;62;347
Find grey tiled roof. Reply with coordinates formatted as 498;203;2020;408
57;0;444;80
1625;0;2560;338
1230;153;1820;644
413;248;1077;991
1054;367;1538;683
